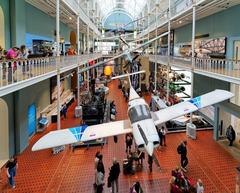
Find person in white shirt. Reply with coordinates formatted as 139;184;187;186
196;179;204;193
160;126;167;146
96;165;105;193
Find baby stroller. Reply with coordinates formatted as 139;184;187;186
123;158;134;175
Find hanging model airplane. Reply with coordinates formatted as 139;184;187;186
32;31;234;155
32;70;234;156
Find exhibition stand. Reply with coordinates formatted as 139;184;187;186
37;117;49;132
71;101;111;150
40;90;74;124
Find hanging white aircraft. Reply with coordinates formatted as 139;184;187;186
32;70;234;156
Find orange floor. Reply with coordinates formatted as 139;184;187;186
1;80;239;193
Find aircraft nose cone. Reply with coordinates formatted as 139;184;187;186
146;142;154;156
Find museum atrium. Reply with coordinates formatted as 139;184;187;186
0;0;240;192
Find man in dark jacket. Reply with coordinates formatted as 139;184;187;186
178;140;188;172
226;125;236;146
109;158;120;193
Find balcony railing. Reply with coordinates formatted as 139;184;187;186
149;55;240;84
0;54;102;88
142;0;206;36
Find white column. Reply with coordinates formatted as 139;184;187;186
56;0;61;130
166;0;171;104
190;2;196;124
87;0;90;91
56;0;60;56
77;6;80;106
77;16;80;55
154;7;158;91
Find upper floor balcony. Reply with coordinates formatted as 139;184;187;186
140;0;240;38
0;53;102;97
148;55;240;85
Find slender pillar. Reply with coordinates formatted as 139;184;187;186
87;0;90;91
77;8;80;106
190;3;196;124
214;106;220;140
154;7;158;91
148;14;150;43
56;0;61;130
92;32;95;79
166;0;171;104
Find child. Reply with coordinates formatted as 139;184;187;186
196;179;204;193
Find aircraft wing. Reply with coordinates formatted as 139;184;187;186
152;90;233;126
32;120;132;151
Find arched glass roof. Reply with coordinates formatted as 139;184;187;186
96;0;147;19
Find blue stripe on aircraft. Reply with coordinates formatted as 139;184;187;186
188;96;201;108
69;125;88;141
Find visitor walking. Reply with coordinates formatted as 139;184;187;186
108;158;120;193
95;164;105;193
177;141;188;172
6;156;18;189
130;181;143;193
125;134;133;153
62;103;67;119
226;125;236;146
160;126;167;146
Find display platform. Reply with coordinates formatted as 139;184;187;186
151;95;213;132
71;124;107;151
40;90;74;123
72;138;106;151
37;117;48;132
72;101;111;151
166;117;213;133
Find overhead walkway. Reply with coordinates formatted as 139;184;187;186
149;55;240;85
0;53;102;97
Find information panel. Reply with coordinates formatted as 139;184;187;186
28;104;36;136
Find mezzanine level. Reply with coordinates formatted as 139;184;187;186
149;55;240;85
0;53;102;97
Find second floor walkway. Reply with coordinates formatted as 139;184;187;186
149;55;240;85
0;53;102;97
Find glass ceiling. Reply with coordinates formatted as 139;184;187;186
96;0;147;19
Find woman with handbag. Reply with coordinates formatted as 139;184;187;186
96;164;105;193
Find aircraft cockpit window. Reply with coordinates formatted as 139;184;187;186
128;105;151;123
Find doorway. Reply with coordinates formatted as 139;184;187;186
0;6;5;48
233;40;240;69
0;98;9;167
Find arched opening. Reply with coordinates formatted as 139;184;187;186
0;98;9;167
70;31;77;49
103;10;134;31
0;6;5;48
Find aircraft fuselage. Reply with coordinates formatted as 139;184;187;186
127;96;159;156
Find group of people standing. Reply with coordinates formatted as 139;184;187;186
170;166;204;193
94;151;143;193
94;152;121;193
0;45;29;62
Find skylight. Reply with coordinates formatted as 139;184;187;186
96;0;147;19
